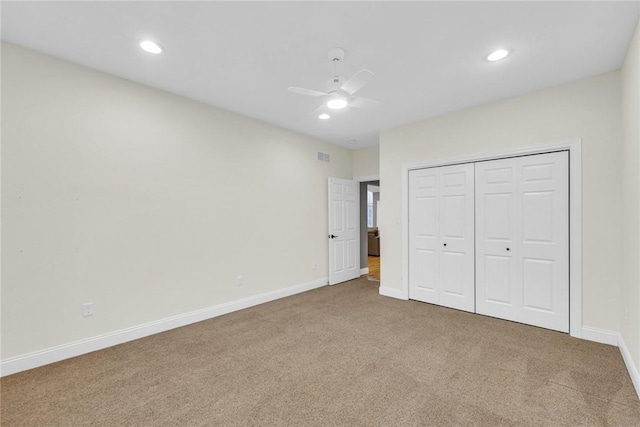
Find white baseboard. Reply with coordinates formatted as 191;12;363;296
379;286;408;300
580;326;618;346
0;277;328;377
360;267;369;275
618;333;640;399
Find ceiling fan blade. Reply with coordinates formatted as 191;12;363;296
349;96;380;109
288;87;327;97
340;69;374;95
309;103;326;116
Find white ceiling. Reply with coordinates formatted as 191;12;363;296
2;1;639;149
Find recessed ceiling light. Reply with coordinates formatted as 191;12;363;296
487;49;509;62
140;40;163;54
319;113;330;120
327;97;347;110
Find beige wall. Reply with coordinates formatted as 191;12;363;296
352;146;379;179
380;71;622;333
1;43;352;359
621;19;640;370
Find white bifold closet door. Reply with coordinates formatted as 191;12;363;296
409;163;475;312
475;151;569;333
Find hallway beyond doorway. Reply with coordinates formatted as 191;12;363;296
365;256;380;282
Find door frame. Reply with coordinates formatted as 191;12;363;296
355;175;381;276
400;139;582;338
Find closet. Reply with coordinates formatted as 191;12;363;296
408;151;569;333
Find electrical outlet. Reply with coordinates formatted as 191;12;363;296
236;275;244;286
83;302;94;317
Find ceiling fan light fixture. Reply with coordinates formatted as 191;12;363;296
140;40;163;54
319;113;330;120
327;97;348;110
487;49;509;62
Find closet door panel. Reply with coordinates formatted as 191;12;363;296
484;255;512;303
518;152;569;332
476;152;569;332
409;163;475;312
438;164;475;312
409;169;440;304
475;159;519;322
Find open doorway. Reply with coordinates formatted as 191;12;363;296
359;180;380;282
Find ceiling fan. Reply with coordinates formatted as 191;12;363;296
288;48;380;114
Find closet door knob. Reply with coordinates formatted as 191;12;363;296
506;248;510;251
443;243;447;247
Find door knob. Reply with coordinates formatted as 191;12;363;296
329;235;338;239
443;243;447;246
506;248;510;251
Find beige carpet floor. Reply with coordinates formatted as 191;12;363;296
2;277;639;426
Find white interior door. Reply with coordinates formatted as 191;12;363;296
328;178;360;285
474;159;519;322
475;151;569;332
409;163;475;312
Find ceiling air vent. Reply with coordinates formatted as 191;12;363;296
317;151;331;163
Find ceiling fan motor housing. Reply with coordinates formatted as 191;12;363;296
327;76;346;92
326;48;347;91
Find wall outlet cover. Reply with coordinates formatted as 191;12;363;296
83;302;94;317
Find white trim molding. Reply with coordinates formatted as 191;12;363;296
578;328;639;399
379;286;409;300
618;333;640;399
353;174;380;183
397;139;583;338
0;278;327;377
360;267;369;275
581;326;618;346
